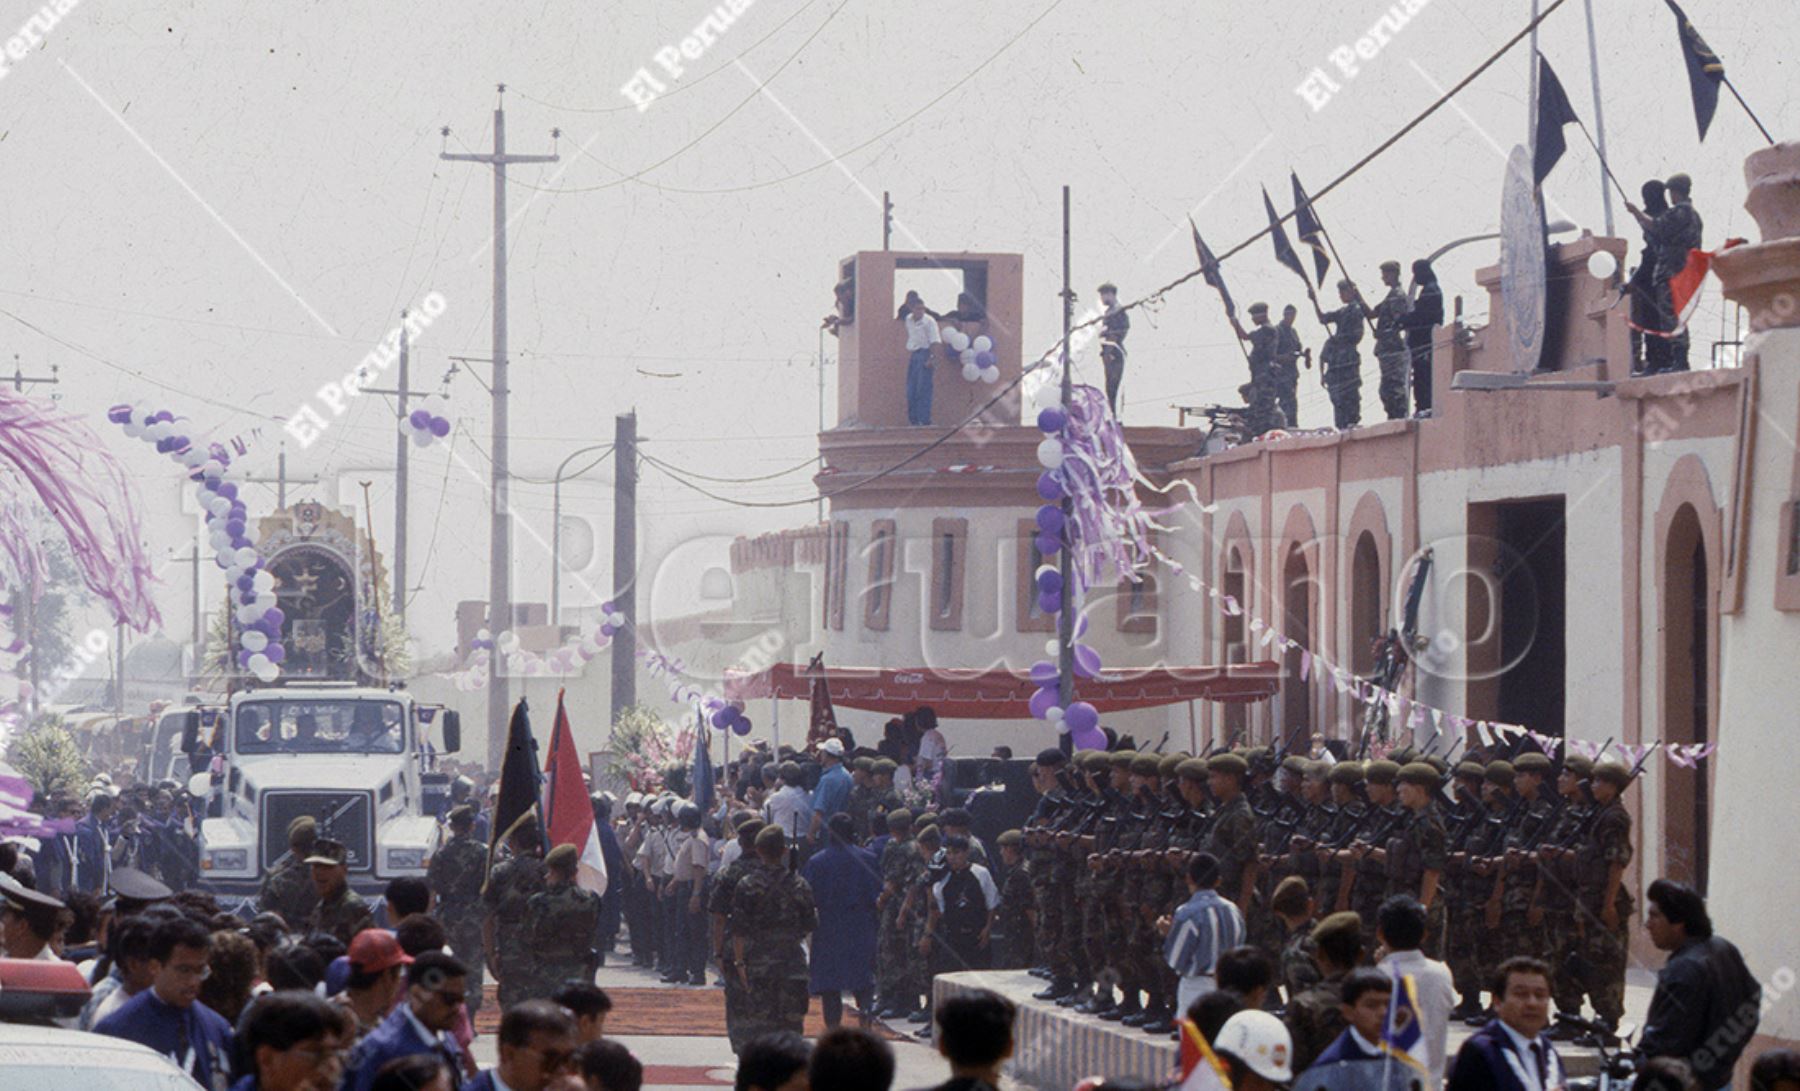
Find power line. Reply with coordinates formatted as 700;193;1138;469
637;448;818;483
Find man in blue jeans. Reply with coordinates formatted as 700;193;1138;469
901;291;940;425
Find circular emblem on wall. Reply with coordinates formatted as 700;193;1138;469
1498;143;1549;373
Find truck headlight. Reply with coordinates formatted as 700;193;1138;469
203;849;248;872
385;848;427;870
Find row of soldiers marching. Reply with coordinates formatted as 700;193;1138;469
1015;736;1643;1038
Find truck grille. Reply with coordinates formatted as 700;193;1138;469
262;791;374;872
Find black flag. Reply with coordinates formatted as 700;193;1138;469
1665;0;1723;141
1263;186;1310;289
1533;54;1580;186
1190;218;1235;318
484;697;542;891
1291;172;1331;285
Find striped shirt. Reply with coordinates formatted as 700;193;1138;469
1164;888;1245;978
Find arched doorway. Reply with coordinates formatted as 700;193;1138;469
1349;532;1383;675
1661;504;1711;893
1221;542;1251;745
1281;544;1316;740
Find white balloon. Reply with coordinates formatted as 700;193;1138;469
209;496;232;517
1036;438;1064;469
979;366;1000;384
1046;705;1065;722
945;328;970;352
241;630;269;653
580;638;601;657
972;335;993;353
252;570;276;592
202;460;224;480
236;546;260;567
1587;249;1618;279
476;628;492;642
254;661;280;682
237;604;261;624
147;421;173;442
253;592;276;611
959;348;977;366
121;419;145;439
413;431;432;448
180;448;206;468
498;631;520;652
961;363;981;382
210;531;231;552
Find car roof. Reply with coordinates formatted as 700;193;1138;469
0;1023;197;1073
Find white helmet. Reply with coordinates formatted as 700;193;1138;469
624;791;644;808
1213;1009;1293;1083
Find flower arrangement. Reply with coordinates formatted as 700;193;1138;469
602;704;699;793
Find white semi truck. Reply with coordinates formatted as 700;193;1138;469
177;682;463;894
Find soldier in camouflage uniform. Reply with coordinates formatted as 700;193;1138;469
1335;759;1405;955
1077;752;1134;1017
709;813;764;1052
1537;754;1595;1026
1269;875;1319;1005
1284;910;1363;1072
1443;760;1502;1016
522;843;603;1000
1052;751;1104;1007
1198;753;1260;918
428;805;490;1015
1382;763;1447;957
898;825;942;1020
1371;260;1412;419
483;821;547;1009
731;825;818;1042
1570;760;1634;1030
1490;753;1558;976
868;759;905;834
845;758;878;842
1315;279;1367;429
873;809;917;1017
1471;761;1522;1013
1025;749;1077;998
258;815;320;930
304;838;374;944
991;830;1034;970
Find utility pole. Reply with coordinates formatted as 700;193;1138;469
817;323;829;523
441;85;560;767
114;618;125;716
1581;0;1615;237
1057;186;1075;715
242;443;320;509
882;192;893;251
6;356;58;395
364;315;437;623
610;411;637;722
171;545;204;688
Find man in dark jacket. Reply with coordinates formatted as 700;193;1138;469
1639;880;1761;1091
1445;957;1566;1091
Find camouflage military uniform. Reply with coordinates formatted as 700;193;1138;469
1277;917;1321;1004
522;879;602;1000
1319;299;1366;429
1444;798;1498;1003
483;854;547;1008
992;861;1035;970
1493;793;1557;967
1346;803;1405;951
1538;792;1592;1017
1371;281;1411;419
875;836;919;1012
308;887;374;946
257;856;318;930
1387;803;1447;957
428;833;490;1013
845;784;877;842
1286;970;1348;1073
1024;800;1066;978
709;848;760;1051
731;859;818;1041
1203;793;1259;917
1575;798;1633;1025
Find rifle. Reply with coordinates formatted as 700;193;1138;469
1272;723;1305;765
1556;741;1661;849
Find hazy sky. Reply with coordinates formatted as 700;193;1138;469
2;0;1792;657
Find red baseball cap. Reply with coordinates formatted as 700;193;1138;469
348;929;413;975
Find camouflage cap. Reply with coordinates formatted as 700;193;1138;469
754;824;788;852
1280;755;1309;776
545;843;580;871
1388;747;1418;765
1207;753;1249;778
1327;761;1364;787
1108;750;1139;770
1311;910;1363;946
447;804;476;826
287;815;318;843
852;756;875;773
915;812;939;829
1563;755;1594;777
1130;754;1162;777
1075;750;1107;771
1303;760;1330;781
1271;875;1311;916
1158;754;1186;779
915;824;942;846
1423;755;1449;776
872;758;898;775
734;814;766;836
303;838;349;867
1592;760;1631;788
1397;762;1441;788
1484;760;1516;786
1364;760;1401;785
1035;748;1068;767
1245;746;1275;770
1455;761;1486;780
1177;758;1210;781
886;808;913;828
996;829;1023;848
1514;752;1552;774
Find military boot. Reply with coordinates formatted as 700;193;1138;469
1034;976;1076;1002
1141;1002;1176;1035
1076;984;1116;1016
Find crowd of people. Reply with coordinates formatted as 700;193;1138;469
3;698;1795;1090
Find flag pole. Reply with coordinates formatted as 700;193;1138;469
1310;220;1380;339
1572;119;1633;205
1190;216;1259;376
1722;76;1776;144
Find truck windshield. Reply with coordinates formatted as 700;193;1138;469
233;699;406;754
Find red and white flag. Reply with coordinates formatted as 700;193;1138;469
545;688;608;897
1175;1018;1233;1091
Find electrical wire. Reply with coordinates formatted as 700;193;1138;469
511;0;853;196
637;449;819;483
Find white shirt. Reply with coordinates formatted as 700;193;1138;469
904;312;942;351
719;839;743;872
917;728;948;771
764;785;812;839
931;862;999;911
1379;948;1457;1089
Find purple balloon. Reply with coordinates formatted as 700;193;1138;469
153;410;175;423
107;405;133;424
172;436;190;452
226;519;246;538
1037;407;1066;434
1064;701;1099;733
711;708;731;729
975;350;996;369
1028;687;1058;720
264;607;285;628
1035;506;1064;534
217;482;238;500
1038;590;1062;615
410;408;432;429
237;650;255;668
1036;532;1061;556
1070;724;1107;750
265;644;286;664
155;437;176;453
1028;660;1058;684
731;717;752;736
236;574;256;592
1036;473;1063;502
430;416;451;438
1074;644;1104;678
202;479;220;493
230;502;248;518
600;623;617;638
240;590;259;606
1036;569;1063;594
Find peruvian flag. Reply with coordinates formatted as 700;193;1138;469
545;688;608;897
1173;1019;1232;1091
1663;238;1747;335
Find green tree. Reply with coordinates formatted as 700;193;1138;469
6;715;90;802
